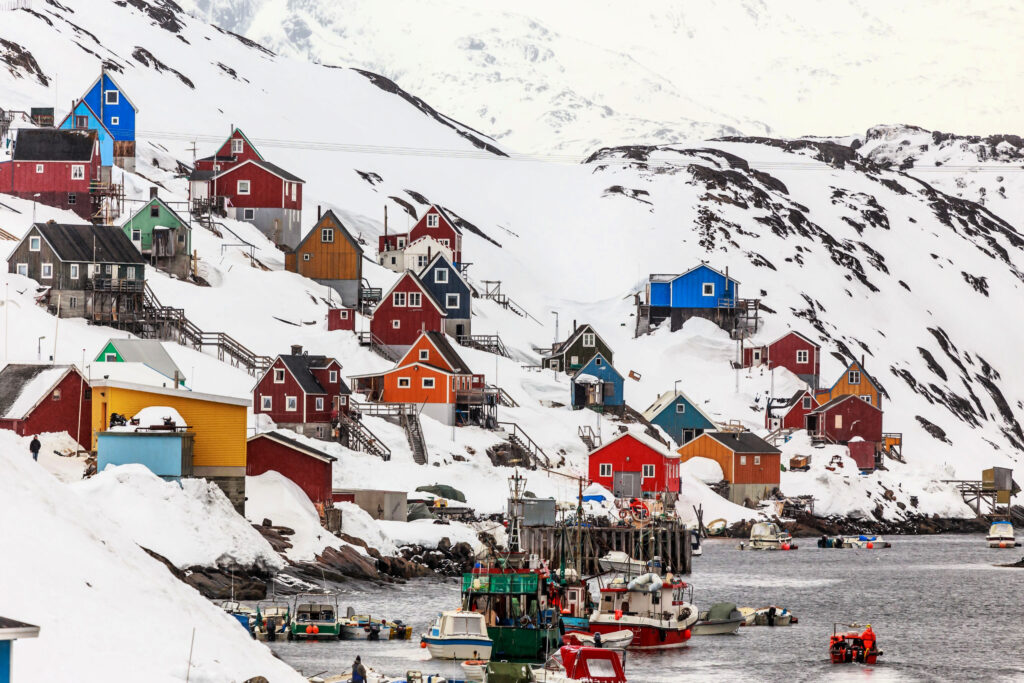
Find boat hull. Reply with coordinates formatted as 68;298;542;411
423;636;493;660
561;616;590;632
691;617;743;635
588;621;691;650
487;625;562;662
987;538;1019;548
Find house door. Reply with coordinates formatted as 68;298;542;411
572;383;587;409
805;414;819;436
613;472;641;498
455;323;465;337
752;349;762;365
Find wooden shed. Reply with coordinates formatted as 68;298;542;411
247;431;336;505
677;431;781;505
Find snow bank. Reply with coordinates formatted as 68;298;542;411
681;456;725;483
74;465;283;571
0;431;303;683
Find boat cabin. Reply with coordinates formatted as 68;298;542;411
558;645;627;683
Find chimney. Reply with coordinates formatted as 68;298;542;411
173;370;180;388
860;355;865;367
291;344;302;355
573;320;578;334
318;205;322;220
384;205;388;237
150;187;158;199
428;246;432;261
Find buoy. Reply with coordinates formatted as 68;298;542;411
420;641;427;649
866;542;874;549
683;629;691;639
305;625;314;634
781;543;790;550
312;625;320;635
615;609;623;620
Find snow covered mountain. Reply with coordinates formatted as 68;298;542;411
177;0;1024;154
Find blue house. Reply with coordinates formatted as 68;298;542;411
643;264;758;337
571;353;624;412
79;71;138;170
57;100;113;168
97;430;194;480
642;390;717;446
419;252;472;338
0;616;40;683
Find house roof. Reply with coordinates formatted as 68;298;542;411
217;128;264;161
770;330;819;349
276;354;349;395
653;263;740;286
87;378;251;407
590;429;679;460
809;393;882;415
377;271;447;317
421;331;472;373
572;352;623;381
0;616;40;641
418;252;468;290
823;360;882;396
703;431;781;454
80;72;139;112
214;158;305;183
426;205;462;234
13;128;96;161
0;364;75;420
188;169;217;181
641;390;717;425
57;100;113;137
293;210;363;255
348;361;462;381
248;430;337;463
123;196;189;229
545;323;609;360
29;223;144;264
86;361;185;389
103;340;183;383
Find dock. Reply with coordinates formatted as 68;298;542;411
520;524;692;576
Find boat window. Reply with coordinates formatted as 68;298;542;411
584;659;618;677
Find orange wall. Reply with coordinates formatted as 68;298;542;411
290;213;361;280
381;364;451;404
399;335;456;371
817;362;881;409
677;434;734;481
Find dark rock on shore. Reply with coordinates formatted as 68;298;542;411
726;512;988;538
142;547;269;600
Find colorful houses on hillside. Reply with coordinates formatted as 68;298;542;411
741;330;821;388
77;70;138;171
379;205;463;269
542;323;612;374
677;430;781;505
120;188;191;279
0;129;101;220
638;264;759;338
418;252;472;338
252;346;350;440
247;431;336;506
369;271;448;353
284;210;363;307
570;353;624;413
586;431;681;498
642;390;717;447
0;364;91;449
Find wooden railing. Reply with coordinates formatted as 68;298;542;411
577;425;601;451
498;421;550;468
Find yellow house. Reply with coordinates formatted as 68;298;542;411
90;379;251;510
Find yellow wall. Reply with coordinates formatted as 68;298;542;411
817;362;881;409
92;386;247;467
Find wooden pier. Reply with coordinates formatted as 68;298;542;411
520;524;691;576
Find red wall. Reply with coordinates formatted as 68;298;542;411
246;436;333;504
371;275;445;346
768;333;819;383
0;370;92;449
217;163;301;210
328;308;356;331
775;391;815;430
818;397;883;443
848;441;877;470
742;345;767;367
3;153;99;220
195;130;263;172
409;207;460;262
732;452;780;485
587;434;679;493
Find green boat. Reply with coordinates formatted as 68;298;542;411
287;593;342;640
461;569;562;663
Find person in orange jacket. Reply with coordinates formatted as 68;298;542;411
861;624;876;651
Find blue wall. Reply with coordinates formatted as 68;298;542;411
97;433;184;479
668;265;738;309
649;395;715;445
572;353;624;407
420;257;470;320
82;74;136;142
0;640;10;683
58;101;112;166
649;281;671;307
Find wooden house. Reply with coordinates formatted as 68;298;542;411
570;353;624;413
0;129;101;220
121;188;191;279
90;379;250;512
378;235;454;274
765;388;817;432
253;346;350;441
677;431;781;505
327;307;357;332
806;394;883;445
284;210;363;306
349;331;492;426
641;264;758;338
815;360;883;410
742;331;821;388
542;323;613;374
642;390;717;446
378;205;463;267
57;100;114;177
586;431;681;498
0;364;91;449
193;128;262;173
370;271;447;353
7;222;145;323
246;431;336;505
418;252;472;338
78;70;138;171
94;339;186;386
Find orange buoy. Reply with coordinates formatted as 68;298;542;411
420;641;427;649
683;629;691;639
305;625;314;634
781;543;790;550
866;542;874;549
312;625;320;634
615;610;623;620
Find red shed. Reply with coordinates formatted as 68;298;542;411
0;129;100;220
370;271;447;351
744;331;820;388
806;394;882;444
0;364;91;449
246;431;336;505
587;431;680;497
847;440;877;471
765;389;817;431
253;347;350;440
327;307;356;332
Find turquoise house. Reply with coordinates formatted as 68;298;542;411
571;353;624;412
97;431;194;480
58;101;113;167
0;616;40;683
642;390;717;446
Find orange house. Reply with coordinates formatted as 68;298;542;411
349;331;492;426
677;431;781;505
814;360;882;410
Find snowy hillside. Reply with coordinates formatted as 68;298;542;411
178;0;1024;154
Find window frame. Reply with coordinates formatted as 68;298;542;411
243;208;255;220
35;164;44;174
419;349;430;361
848;370;861;385
801;396;812;410
446;293;460;309
393;291;406;307
835;414;843;428
273;368;285;384
641;464;656;479
422;377;435;389
321;228;334;243
110;116;120;126
582;333;595;348
703;282;715;297
131;228;142;242
150;205;160;218
435;269;448;283
237;179;250;195
16;263;27;276
70;164;85;180
796;349;809;364
426;214;439;228
329;370;338;383
285;396;298;412
69;264;80;279
41;263;53;279
231;138;243;154
28;236;40;251
303;253;311;261
315;396;325;411
68;296;77;309
105;90;119;106
408;292;422;307
861;395;872;405
739;455;747;466
391;319;401;329
599;463;612;477
67;193;77;205
52;388;61;401
676;403;686;414
754;455;761;465
261;395;272;411
397;377;411;388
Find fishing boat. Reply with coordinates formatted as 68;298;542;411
553;579;593;632
287;593;342;640
691;602;743;635
420;610;493;660
340;611;413;640
462;567;562;662
706;518;728;536
533;645;627;683
829;623;881;664
739;605;796;626
817;534;891;549
219;600;256;634
253;600;290;641
739;522;797;550
588;573;698;650
484;661;537;682
596;551;661;575
987;520;1020;548
562;629;633;651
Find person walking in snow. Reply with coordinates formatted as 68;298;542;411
351;655;367;683
29;436;41;462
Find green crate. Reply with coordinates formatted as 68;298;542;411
490;575;511;593
509;573;538;594
463;574;490;593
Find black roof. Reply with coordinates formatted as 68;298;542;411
188;169;217;181
0;615;39;630
252;431;336;462
278;354;350;396
0;365;71;418
14;128;95;161
252;159;304;183
34;223;144;264
423;331;472;373
706;431;781;454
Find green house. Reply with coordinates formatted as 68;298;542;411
541;323;614;374
94;338;187;386
122;188;191;279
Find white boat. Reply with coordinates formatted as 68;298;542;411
690;527;703;557
460;659;487;681
691;602;743;635
987;520;1020;548
739;522;796;551
597;550;661;575
253;600;290;641
739;605;795;626
589;573;698;650
562;628;633;650
420;610;492;660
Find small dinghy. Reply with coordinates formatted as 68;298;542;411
739;522;797;550
460;659;487;681
691;602;743;635
341;606;412;640
739;605;796;626
987;520;1020;548
829;623;881;664
817;534;890;549
597;551;659;575
562;629;633;651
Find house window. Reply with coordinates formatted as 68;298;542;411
52;389;61;401
41;263;53;279
408;292;422;307
110;116;119;126
752;350;762;363
286;396;298;411
419;349;429;361
71;165;84;180
316;397;325;411
273;368;285;383
422;377;435;389
861;395;872;404
35;164;44;174
417;255;428;268
397;237;406;248
75;115;89;128
150;205;159;218
29;236;40;251
261;396;272;410
70;264;79;279
67;193;76;205
329;370;338;383
338;395;348;406
796;350;809;364
231;138;243;154
68;296;77;309
848;370;861;385
703;282;715;296
427;214;439;228
570;355;579;367
321;228;334;243
178;233;185;243
291;183;297;201
16;263;27;276
104;265;112;275
397;377;411;388
243;208;255;220
392;319;401;329
435;269;448;283
303;253;311;261
439;238;450;248
802;397;812;410
105;90;119;105
238;180;250;195
131;229;141;242
393;292;406;307
835;415;843;428
583;333;595;347
550;359;560;371
446;293;459;309
389;256;397;265
126;267;136;280
105;353;117;361
739;455;747;466
754;456;761;465
595;357;603;366
642;464;656;479
676;403;686;414
599;463;612;477
339;310;349;319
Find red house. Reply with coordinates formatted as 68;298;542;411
370;271;446;352
327;307;357;332
194;128;263;173
378;205;463;266
246;431;336;505
765;388;817;431
252;346;350;441
0;129;100;220
587;431;681;498
0;364;91;449
743;331;820;388
806;394;883;445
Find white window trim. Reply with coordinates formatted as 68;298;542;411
835;414;843;428
802;397;812;410
754;455;761;465
641;464;656;479
848;371;861;385
35;164;44;174
392;319;401;329
393;292;406;307
397;377;411;388
582;333;595;347
273;368;285;383
40;263;53;279
446;293;460;309
105;90;119;105
422;377;435;389
435;269;448;283
131;229;141;242
676;403;686;414
408;292;422;307
315;397;325;411
243;208;255;220
427;214;439;227
69;264;79;279
321;228;334;243
303;253;311;261
286;396;298;412
861;395;872;404
237;180;250;195
329;370;338;383
291;182;297;201
703;282;715;296
739;455;747;466
231;138;243;154
261;396;272;410
125;267;136;280
550;359;560;371
796;350;809;364
29;236;40;251
110;116;120;126
16;263;27;276
599;463;612;477
419;349;430;361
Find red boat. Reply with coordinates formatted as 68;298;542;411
537;645;628;683
588;574;697;650
829;624;881;664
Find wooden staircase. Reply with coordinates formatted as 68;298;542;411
352;401;428;465
457;334;511;358
766;428;796;446
335;412;391;461
488;385;519;408
497;421;550;468
479;280;540;323
578;425;601;451
357;331;402;362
